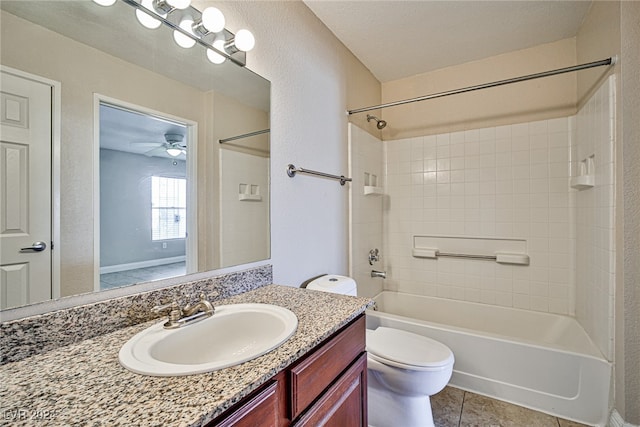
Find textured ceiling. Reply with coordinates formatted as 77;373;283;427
304;1;592;82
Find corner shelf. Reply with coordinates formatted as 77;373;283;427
239;194;262;201
570;175;595;190
364;186;383;196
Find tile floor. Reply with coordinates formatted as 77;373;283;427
431;387;589;427
100;261;186;290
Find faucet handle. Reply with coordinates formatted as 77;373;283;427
152;301;184;327
152;301;183;321
152;301;180;313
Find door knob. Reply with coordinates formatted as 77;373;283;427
20;241;47;253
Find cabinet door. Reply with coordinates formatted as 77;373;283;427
213;380;281;427
294;353;367;427
290;316;366;419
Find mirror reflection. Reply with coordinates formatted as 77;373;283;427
0;0;270;310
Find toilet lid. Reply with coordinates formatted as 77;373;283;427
366;327;454;369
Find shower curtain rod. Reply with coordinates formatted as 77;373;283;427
347;57;615;115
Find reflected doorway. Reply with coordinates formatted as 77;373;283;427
96;99;197;291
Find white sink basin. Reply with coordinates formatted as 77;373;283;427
119;303;298;376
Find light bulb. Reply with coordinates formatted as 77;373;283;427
136;0;164;29
166;0;191;9
234;29;255;52
173;18;196;48
92;0;116;6
201;7;225;33
206;39;227;64
166;147;182;157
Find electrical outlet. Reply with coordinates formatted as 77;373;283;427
162;242;167;249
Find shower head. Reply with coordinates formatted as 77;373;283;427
366;114;387;130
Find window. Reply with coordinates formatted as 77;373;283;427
151;176;186;240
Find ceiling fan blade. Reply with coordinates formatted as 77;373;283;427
144;146;168;157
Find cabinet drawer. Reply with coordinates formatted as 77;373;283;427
289;315;365;419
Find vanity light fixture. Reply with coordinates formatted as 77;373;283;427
207;39;228;64
136;0;164;29
225;29;255;53
92;0;117;6
96;0;255;66
151;0;191;14
192;7;226;36
173;17;197;48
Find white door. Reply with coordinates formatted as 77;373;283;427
0;70;52;309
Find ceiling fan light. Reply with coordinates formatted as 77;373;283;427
166;147;183;157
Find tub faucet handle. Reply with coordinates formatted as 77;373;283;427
369;248;380;265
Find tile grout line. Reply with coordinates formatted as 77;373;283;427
457;390;467;427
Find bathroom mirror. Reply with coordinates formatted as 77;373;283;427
0;0;270;311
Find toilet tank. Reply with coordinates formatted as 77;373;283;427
306;275;357;296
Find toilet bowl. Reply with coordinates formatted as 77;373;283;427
305;275;455;427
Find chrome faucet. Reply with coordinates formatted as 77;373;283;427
371;270;386;279
152;294;215;329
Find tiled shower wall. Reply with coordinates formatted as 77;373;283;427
573;76;616;360
383;117;576;314
349;77;615;359
349;124;385;299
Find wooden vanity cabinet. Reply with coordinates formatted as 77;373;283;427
209;314;366;427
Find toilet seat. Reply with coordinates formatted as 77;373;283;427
366;327;454;371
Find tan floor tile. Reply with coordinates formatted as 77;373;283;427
460;392;559;427
432;386;464;427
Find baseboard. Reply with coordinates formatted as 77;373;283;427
100;256;186;274
610;409;638;427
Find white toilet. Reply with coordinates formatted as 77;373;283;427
306;275;455;427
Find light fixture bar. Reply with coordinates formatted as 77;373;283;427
119;0;246;66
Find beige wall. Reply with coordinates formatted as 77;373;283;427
611;0;640;423
619;1;640;422
379;38;577;140
576;1;620;106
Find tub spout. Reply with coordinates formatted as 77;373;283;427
371;270;386;279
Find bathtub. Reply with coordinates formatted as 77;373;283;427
366;291;611;426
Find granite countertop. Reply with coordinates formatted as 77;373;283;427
0;285;372;426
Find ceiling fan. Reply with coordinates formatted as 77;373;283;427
131;133;187;158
